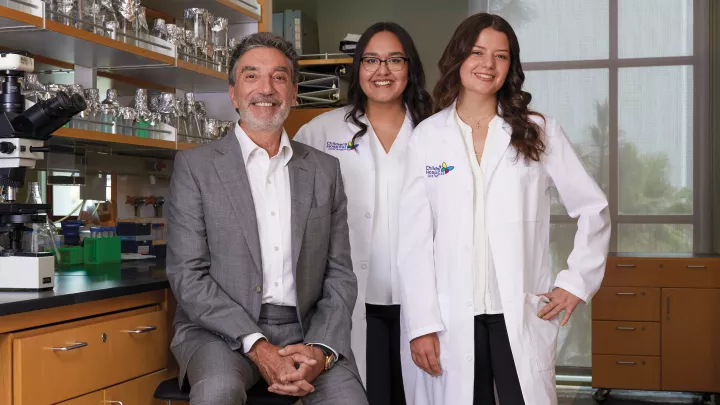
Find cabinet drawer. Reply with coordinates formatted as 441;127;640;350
106;311;168;384
592;287;660;321
105;369;171;405
13;309;167;405
604;258;665;287
661;260;720;288
592;355;660;390
604;257;720;288
592;321;660;356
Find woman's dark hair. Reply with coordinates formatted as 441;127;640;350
434;13;546;162
346;22;432;146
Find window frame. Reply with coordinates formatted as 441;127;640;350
528;0;713;253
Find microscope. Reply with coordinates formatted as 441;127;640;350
0;50;86;291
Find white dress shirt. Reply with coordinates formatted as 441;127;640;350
234;126;338;359
236;126;295;352
365;118;410;305
454;109;503;315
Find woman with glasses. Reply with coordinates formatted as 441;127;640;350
294;21;432;405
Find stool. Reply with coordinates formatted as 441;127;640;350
154;378;298;405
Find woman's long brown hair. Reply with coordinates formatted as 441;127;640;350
433;13;546;162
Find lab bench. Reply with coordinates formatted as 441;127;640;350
0;259;177;405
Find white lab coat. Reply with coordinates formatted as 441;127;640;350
294;106;415;390
397;103;611;405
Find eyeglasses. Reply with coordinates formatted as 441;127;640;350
360;57;408;72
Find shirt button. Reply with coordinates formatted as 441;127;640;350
466;355;473;363
267;179;272;184
271;211;276;216
365;212;372;219
274;246;279;251
466;301;473;308
255;285;262;293
361;262;368;269
275;282;279;287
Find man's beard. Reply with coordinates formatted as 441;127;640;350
238;95;291;133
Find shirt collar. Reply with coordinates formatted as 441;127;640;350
234;124;293;166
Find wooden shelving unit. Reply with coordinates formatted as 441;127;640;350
54;127;181;150
141;0;261;24
51;127;199;159
0;0;273;158
298;57;353;66
0;4;228;93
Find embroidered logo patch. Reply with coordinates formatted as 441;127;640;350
326;141;358;151
426;162;454;178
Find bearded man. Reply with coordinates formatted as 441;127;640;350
166;32;367;405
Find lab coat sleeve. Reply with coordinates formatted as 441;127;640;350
542;118;611;303
397;135;445;341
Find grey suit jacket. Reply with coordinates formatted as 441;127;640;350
166;132;358;383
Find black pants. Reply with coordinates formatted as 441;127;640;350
474;314;525;405
366;303;406;405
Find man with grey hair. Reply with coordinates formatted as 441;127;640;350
167;31;368;405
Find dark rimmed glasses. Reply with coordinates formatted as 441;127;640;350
360;57;408;72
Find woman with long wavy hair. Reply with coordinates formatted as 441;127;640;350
396;13;610;405
294;21;432;405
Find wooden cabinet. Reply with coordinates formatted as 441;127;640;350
592;255;720;398
0;289;175;405
661;288;720;392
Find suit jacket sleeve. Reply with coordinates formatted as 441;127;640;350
302;158;358;359
167;151;262;350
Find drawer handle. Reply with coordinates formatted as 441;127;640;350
49;342;88;351
122;326;157;334
616;292;637;296
686;265;706;269
103;401;124;405
616;361;637;365
616;327;636;331
616;264;636;268
667;295;671;321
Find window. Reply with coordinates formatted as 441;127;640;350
477;0;711;367
51;174;112;217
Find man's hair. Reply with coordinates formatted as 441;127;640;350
228;32;300;85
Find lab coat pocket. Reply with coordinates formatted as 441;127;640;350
523;293;560;372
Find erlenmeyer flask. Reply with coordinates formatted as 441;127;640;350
26;182;43;204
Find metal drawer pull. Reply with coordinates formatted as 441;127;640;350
686;265;706;269
616;292;637;296
103;401;124;405
616;327;636;331
616;361;637;365
122;326;157;334
49;342;88;351
616;264;636;268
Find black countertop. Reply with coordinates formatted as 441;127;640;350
0;259;169;317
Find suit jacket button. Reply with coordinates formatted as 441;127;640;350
255;285;262;293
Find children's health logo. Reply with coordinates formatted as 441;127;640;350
326;141;358;151
426;162;454;178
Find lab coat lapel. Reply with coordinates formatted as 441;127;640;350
481;118;512;188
